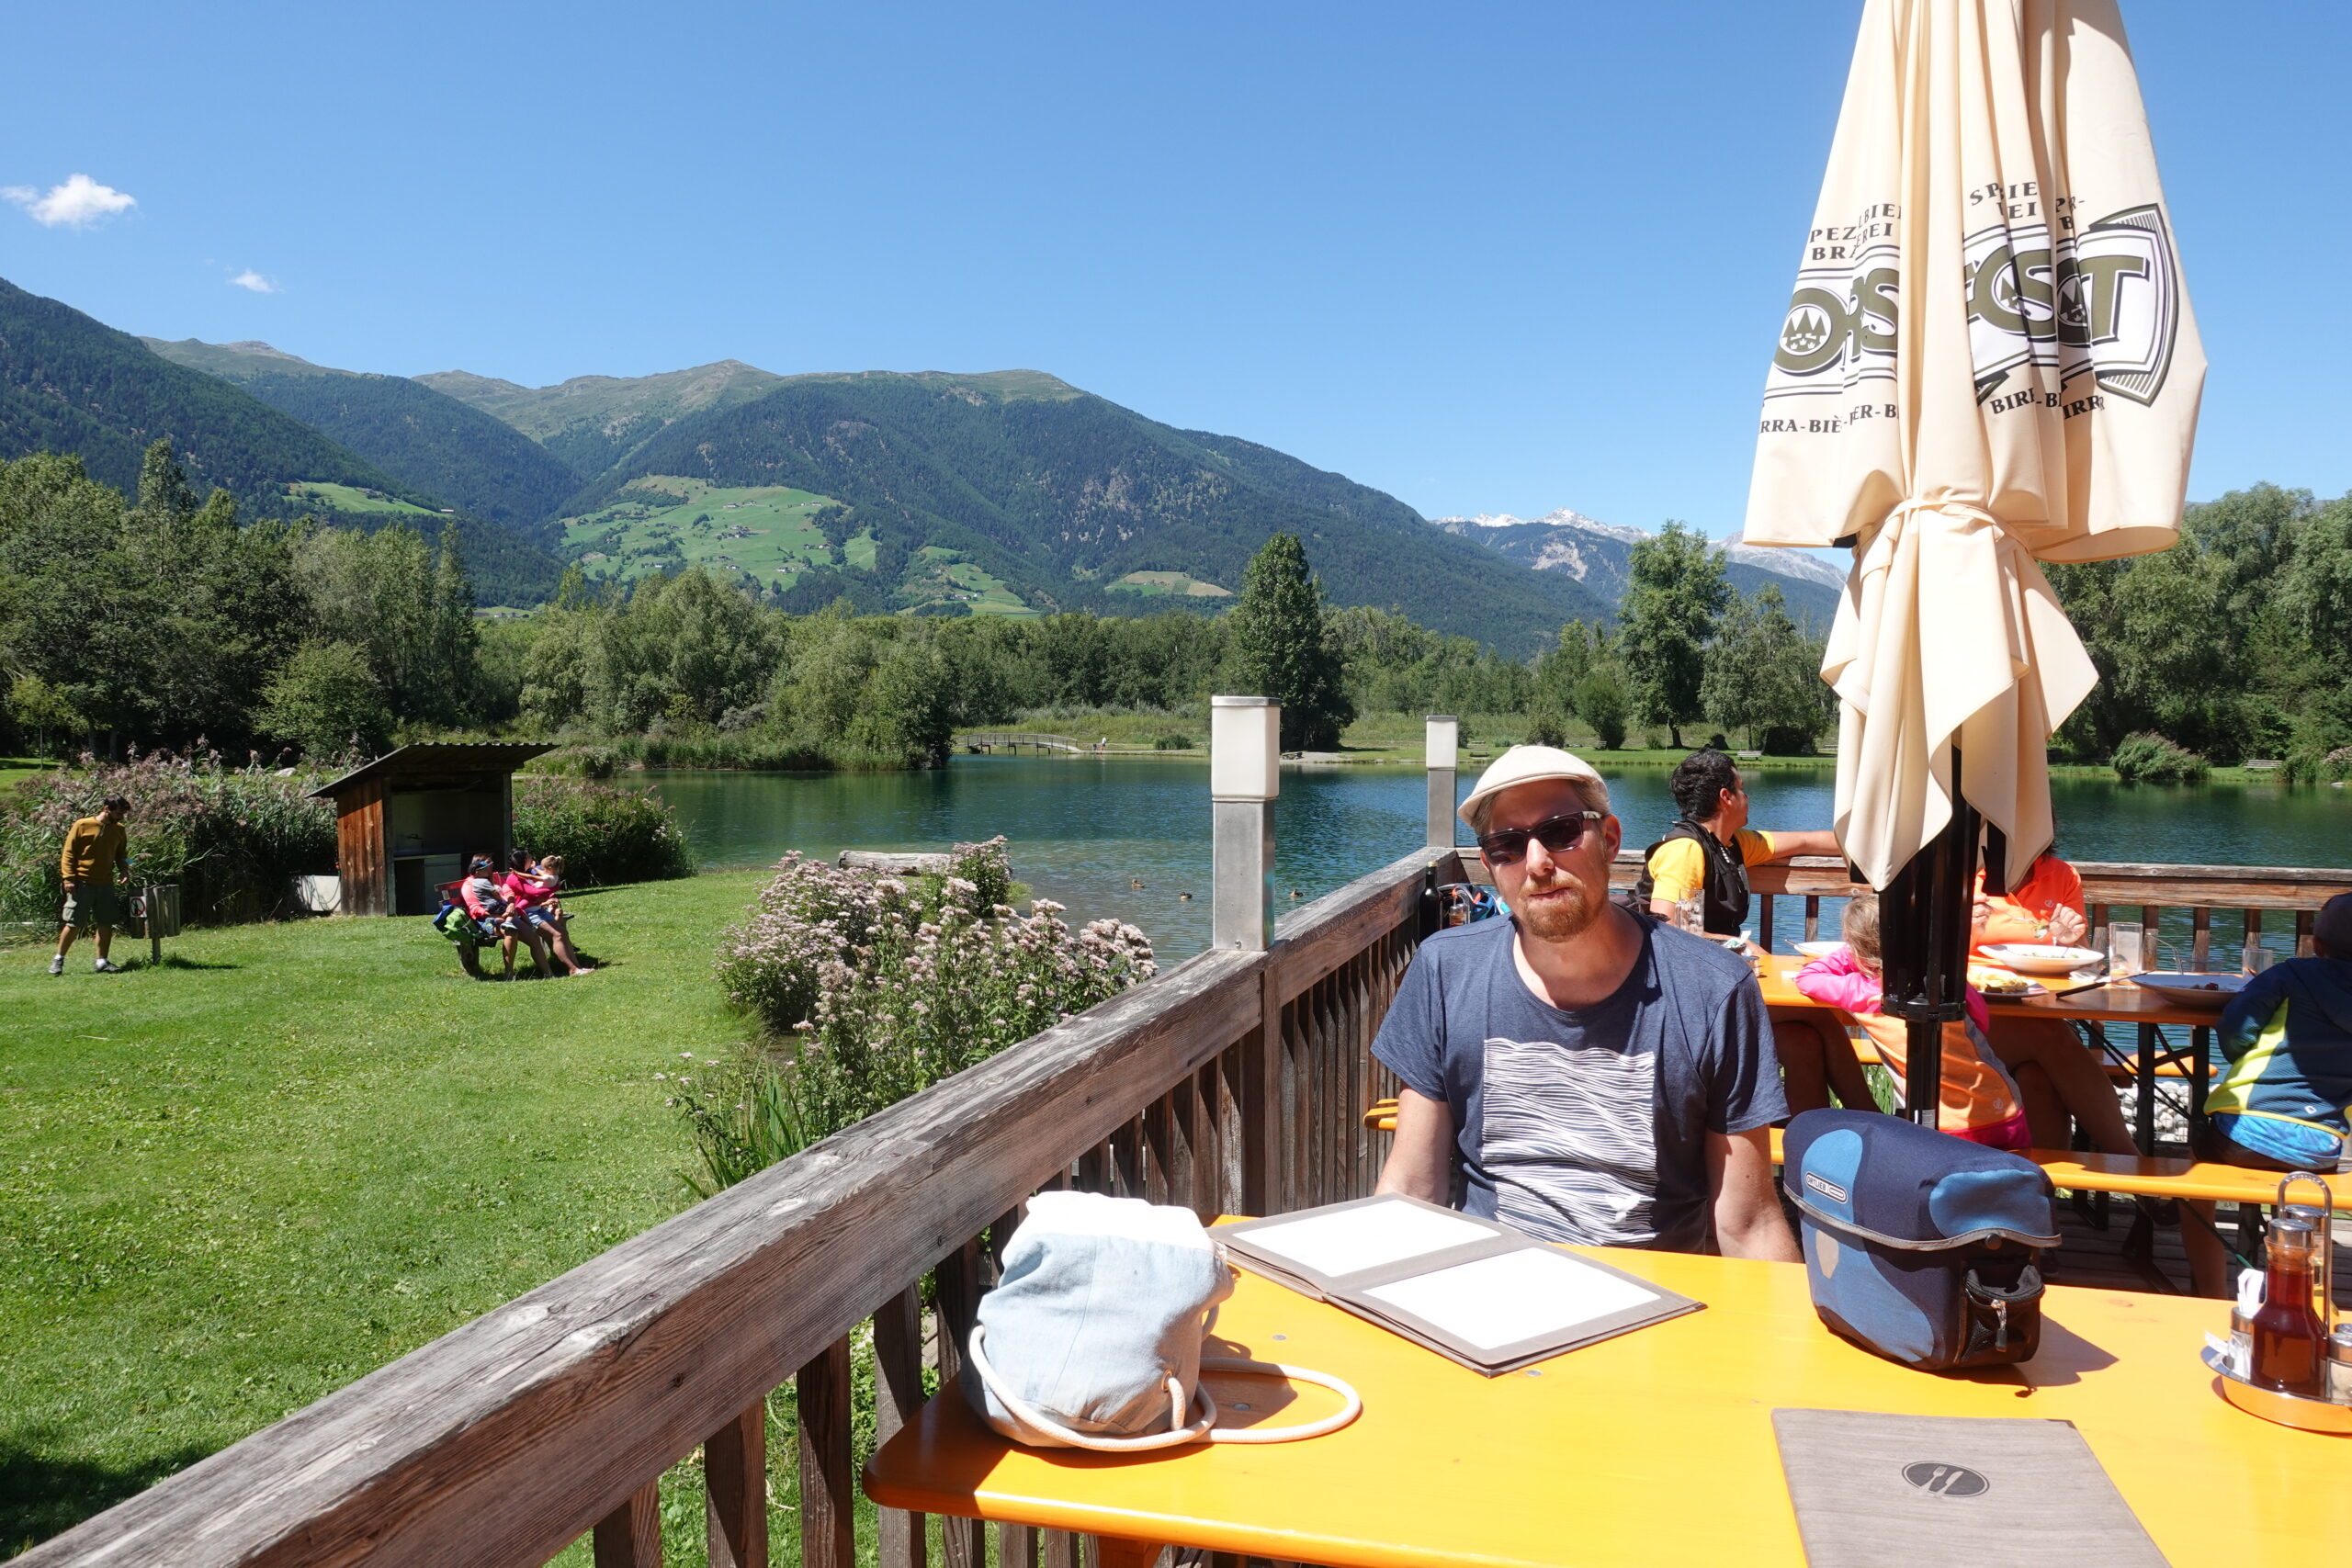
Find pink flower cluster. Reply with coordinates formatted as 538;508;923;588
710;837;1155;1138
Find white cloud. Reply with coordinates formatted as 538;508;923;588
3;174;137;229
229;269;279;294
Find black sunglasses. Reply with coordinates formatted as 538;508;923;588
1476;810;1605;866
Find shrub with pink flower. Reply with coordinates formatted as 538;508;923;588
689;838;1154;1189
0;749;336;925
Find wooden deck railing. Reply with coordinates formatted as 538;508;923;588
19;844;1452;1568
24;704;2351;1568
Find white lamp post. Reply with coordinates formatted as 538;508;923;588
1425;715;1459;848
1210;695;1279;951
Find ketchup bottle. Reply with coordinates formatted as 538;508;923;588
2249;1219;2327;1398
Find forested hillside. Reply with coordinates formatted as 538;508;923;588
560;370;1610;652
417;360;786;479
0;279;424;513
146;338;582;535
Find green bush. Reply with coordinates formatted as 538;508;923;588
2110;732;2211;785
511;776;694;886
0;754;336;926
257;641;393;760
1521;712;1569;749
1151;732;1196;751
1574;670;1631;750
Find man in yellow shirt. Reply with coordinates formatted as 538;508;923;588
51;795;131;976
1633;750;1864;1113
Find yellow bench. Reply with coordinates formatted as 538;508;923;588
1359;1100;2343;1212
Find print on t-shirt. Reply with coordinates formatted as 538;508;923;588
1480;1033;1662;1246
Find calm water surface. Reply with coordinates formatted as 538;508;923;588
650;760;2348;959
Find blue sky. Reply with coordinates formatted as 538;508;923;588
3;2;2344;534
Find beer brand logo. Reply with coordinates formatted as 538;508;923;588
1902;1461;1991;1498
1765;201;2185;410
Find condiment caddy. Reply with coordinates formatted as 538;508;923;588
2200;1174;2352;1434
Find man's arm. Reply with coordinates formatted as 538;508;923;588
1373;1088;1453;1204
1706;1127;1800;1260
1758;829;1840;860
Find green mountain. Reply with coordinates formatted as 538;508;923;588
553;369;1611;651
0;278;560;604
143;337;582;535
0;278;423;509
415;359;786;479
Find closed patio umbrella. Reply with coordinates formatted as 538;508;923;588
1743;0;2204;1120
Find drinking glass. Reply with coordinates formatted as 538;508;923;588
2244;942;2273;976
2109;919;2144;976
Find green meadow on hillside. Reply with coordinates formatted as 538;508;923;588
1108;570;1232;600
285;480;447;519
559;477;841;589
906;545;1031;615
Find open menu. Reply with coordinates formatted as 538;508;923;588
1217;1194;1702;1375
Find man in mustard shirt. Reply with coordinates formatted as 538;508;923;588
51;795;131;975
1632;750;1864;1114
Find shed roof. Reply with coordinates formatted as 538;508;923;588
311;742;557;800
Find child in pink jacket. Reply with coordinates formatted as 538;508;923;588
1793;893;2030;1150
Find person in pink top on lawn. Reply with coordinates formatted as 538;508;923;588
503;852;592;975
1793;893;2032;1149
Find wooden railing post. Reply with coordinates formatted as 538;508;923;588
797;1337;854;1568
1425;716;1458;849
594;1481;662;1568
873;1286;928;1568
705;1402;767;1568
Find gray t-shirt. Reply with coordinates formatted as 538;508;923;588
1371;912;1785;1252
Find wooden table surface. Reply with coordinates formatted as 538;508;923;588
865;1245;2348;1568
1754;953;2224;1031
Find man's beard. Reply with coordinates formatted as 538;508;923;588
1514;870;1604;942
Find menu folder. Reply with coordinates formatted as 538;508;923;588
1218;1194;1702;1375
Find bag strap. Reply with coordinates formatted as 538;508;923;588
966;1325;1362;1450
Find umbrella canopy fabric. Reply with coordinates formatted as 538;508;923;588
1744;0;2204;890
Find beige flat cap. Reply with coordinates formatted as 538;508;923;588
1457;744;1611;828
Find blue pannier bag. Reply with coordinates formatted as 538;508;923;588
1782;1109;2059;1371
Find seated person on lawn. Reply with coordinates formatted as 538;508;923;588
1969;840;2139;1159
461;855;553;978
2183;893;2352;1298
1374;745;1798;1260
503;852;591;975
1631;748;1868;1118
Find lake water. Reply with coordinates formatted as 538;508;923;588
650;759;2349;960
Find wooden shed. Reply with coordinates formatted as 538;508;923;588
311;743;554;916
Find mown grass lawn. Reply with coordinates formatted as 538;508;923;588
0;871;772;1555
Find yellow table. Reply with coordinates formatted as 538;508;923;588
865;1245;2347;1568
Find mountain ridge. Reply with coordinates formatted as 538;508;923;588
1430;506;1845;625
145;336;582;535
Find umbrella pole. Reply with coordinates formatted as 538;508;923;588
1881;747;1982;1129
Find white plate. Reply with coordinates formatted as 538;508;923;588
1981;942;2106;976
2129;972;2247;1009
1791;940;1845;961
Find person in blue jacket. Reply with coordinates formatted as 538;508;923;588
2183;893;2352;1296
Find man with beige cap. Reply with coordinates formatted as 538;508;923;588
1373;745;1798;1258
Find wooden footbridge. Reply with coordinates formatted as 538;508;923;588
962;731;1088;753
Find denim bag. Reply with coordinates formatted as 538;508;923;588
964;1191;1361;1450
1783;1110;2059;1371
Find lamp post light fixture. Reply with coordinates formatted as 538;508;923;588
1210;696;1280;951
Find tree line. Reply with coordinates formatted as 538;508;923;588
6;446;2346;777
